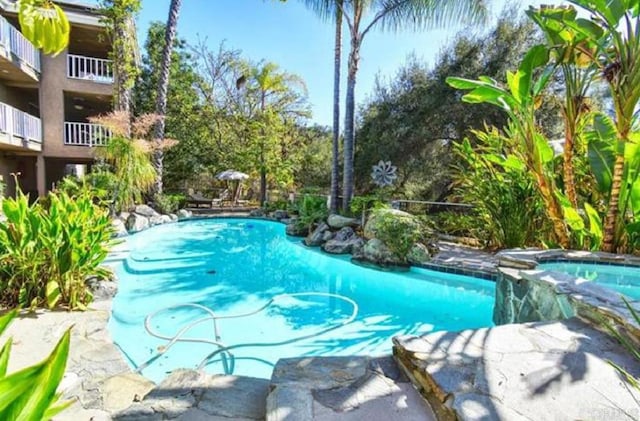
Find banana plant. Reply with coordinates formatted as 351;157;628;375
18;0;70;56
527;5;599;209
447;45;572;248
550;0;640;252
587;113;640;250
0;310;72;420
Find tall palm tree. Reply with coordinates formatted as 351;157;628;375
153;0;183;194
339;0;487;212
302;0;343;213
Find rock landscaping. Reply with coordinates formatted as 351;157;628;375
114;205;193;237
286;208;438;270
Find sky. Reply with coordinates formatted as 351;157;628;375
135;0;565;126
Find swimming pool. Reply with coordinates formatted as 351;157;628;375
108;218;495;381
539;262;640;300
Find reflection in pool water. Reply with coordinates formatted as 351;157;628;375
539;261;640;301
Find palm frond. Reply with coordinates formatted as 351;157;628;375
300;0;342;21
365;0;488;34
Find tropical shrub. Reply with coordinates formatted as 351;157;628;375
448;45;573;248
423;212;482;239
293;195;328;234
56;172;116;207
453;130;547;248
367;208;425;260
153;193;185;214
349;195;386;219
0;310;72;420
90;112;165;212
0;187;113;310
264;199;291;213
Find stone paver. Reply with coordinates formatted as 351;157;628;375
394;318;640;421
114;369;269;420
267;356;435;421
0;306;134;420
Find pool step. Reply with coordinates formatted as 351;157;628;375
393;318;640;421
266;356;435;421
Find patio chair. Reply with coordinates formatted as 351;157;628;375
186;189;214;208
213;189;231;207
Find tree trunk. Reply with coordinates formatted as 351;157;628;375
602;153;625;252
535;172;570;248
153;0;183;195
563;127;578;208
260;164;267;206
113;13;135;120
330;2;342;214
342;34;359;213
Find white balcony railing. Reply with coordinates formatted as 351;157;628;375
67;54;113;83
0;15;40;73
0;102;42;143
64;122;112;147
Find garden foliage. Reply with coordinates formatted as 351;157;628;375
447;0;640;254
293;195;328;234
0;186;113;310
452;129;546;248
367;208;425;260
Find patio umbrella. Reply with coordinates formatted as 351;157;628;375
215;170;250;205
215;170;249;181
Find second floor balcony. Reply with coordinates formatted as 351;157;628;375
64;121;111;147
0;101;41;150
67;54;113;84
0;15;40;76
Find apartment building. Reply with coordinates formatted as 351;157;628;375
0;0;113;198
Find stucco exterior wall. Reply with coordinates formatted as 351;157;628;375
40;51;112;160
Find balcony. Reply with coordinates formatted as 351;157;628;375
0;14;40;75
67;54;113;84
0;101;41;150
64;122;111;147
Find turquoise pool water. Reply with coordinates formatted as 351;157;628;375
108;219;495;381
539;262;640;300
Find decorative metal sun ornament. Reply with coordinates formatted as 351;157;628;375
371;160;398;187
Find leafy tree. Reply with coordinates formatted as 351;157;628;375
247;62;309;204
338;0;488;212
356;10;554;200
296;124;333;189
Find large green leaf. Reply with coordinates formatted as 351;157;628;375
587;114;617;195
0;310;16;336
515;45;550;105
558;192;584;230
1;328;71;421
0;338;12;377
534;133;555;165
584;203;603;248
